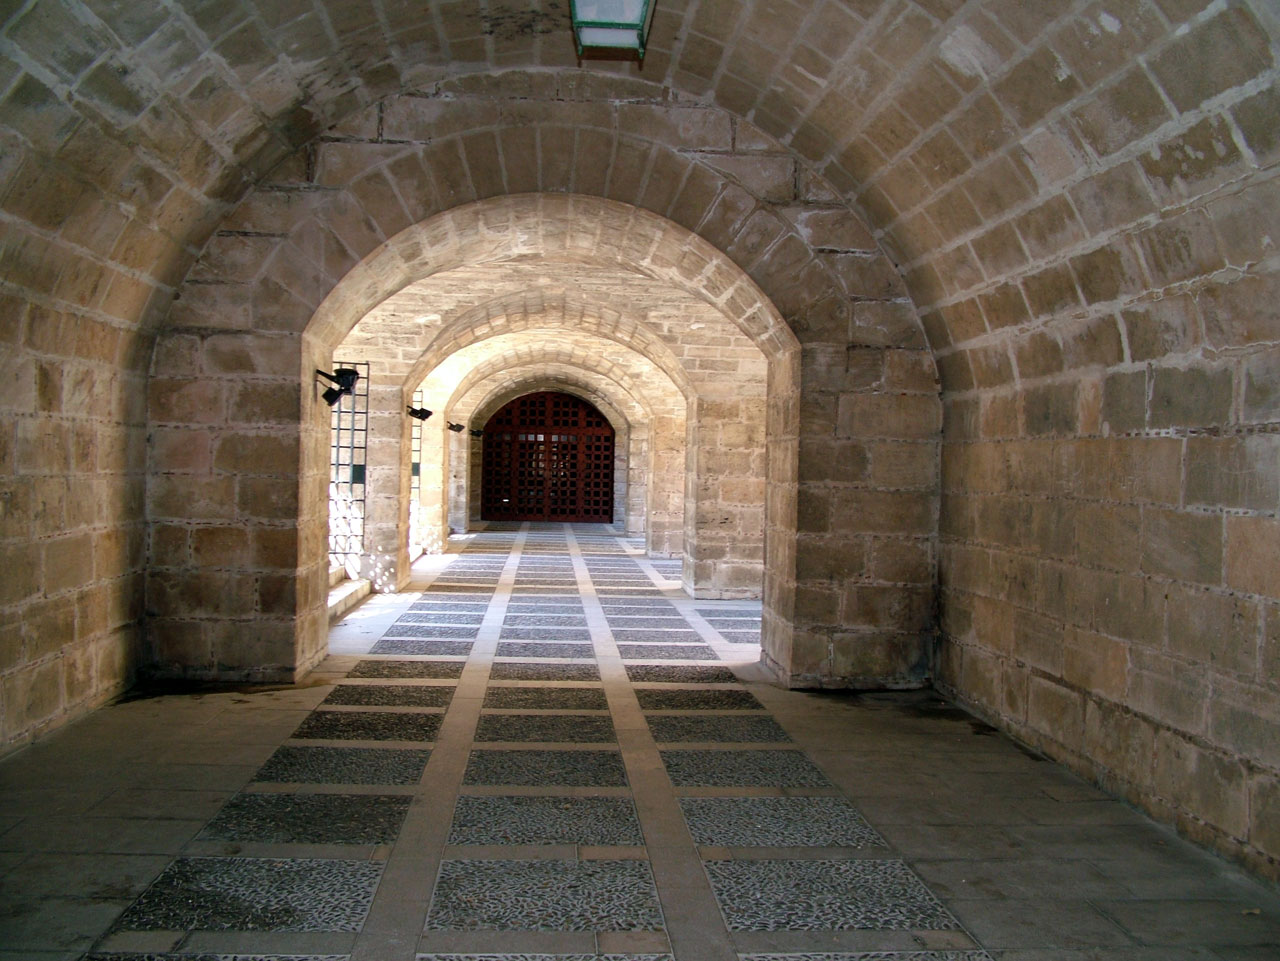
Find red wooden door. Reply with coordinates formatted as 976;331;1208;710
480;392;615;522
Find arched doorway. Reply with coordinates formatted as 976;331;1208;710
480;391;615;523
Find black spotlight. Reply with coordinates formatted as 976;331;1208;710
317;368;359;406
469;429;484;438
407;406;433;421
447;422;465;432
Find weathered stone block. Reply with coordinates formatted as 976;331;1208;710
1027;674;1084;751
1225;516;1280;597
1141;508;1223;586
836;393;940;439
1154;731;1249;839
1063;627;1129;700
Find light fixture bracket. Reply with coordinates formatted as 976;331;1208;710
571;0;655;57
316;367;359;407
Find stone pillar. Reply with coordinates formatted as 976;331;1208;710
360;375;410;592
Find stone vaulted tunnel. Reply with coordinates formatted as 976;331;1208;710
1;0;1278;898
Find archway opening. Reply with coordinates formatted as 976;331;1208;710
479;391;616;524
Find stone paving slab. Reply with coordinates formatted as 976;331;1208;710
679;797;883;848
737;954;993;960
396;613;486;625
462;750;629;786
380;625;480;639
618;644;719;660
662;750;831;787
322;684;455;708
483;687;609;710
348;660;466;679
647;715;791;743
637;689;765;711
253;746;430;785
11;527;1280;961
626;665;739;683
489;662;602;681
87;955;352;961
417;956;671;961
198;792;411;845
474;714;616;743
291;711;442;742
369;639;474;656
705;859;959;931
448;796;644;845
495;642;595;658
498;628;593;641
427;859;663;931
112;857;382;932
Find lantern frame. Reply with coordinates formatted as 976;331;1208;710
570;0;656;57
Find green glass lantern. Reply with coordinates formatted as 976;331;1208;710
570;0;656;57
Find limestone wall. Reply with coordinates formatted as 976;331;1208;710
911;4;1280;879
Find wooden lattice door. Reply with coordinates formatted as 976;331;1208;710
480;392;615;522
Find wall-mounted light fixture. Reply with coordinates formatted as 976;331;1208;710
469;429;485;438
571;0;656;58
447;422;466;433
406;406;433;421
316;368;359;406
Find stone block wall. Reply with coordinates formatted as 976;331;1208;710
0;298;148;750
153;74;937;693
889;3;1280;880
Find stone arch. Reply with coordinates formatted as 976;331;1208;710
150;98;938;690
456;373;641;537
451;351;685;552
396;331;686;564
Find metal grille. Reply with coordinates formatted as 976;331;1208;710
481;391;614;522
328;360;369;568
409;387;424;556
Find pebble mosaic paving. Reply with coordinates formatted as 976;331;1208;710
397;612;486;624
112;857;382;932
636;688;765;710
497;627;593;640
44;526;1247;960
427;859;663;930
704;859;959;931
495;641;595;658
617;643;718;660
87;956;352;960
349;659;466;678
321;683;455;707
737;955;994;961
647;714;791;743
679;797;884;847
369;638;475;655
661;749;832;787
253;745;430;784
482;687;608;709
291;710;443;742
447;795;644;845
380;624;480;639
198;792;411;844
474;713;616;742
462;749;629;786
626;664;739;683
489;661;601;681
417;956;673;961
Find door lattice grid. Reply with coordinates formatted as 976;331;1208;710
328;360;369;568
481;391;614;522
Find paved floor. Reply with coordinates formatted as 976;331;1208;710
2;523;1279;960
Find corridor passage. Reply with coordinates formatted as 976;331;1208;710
2;524;1279;960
